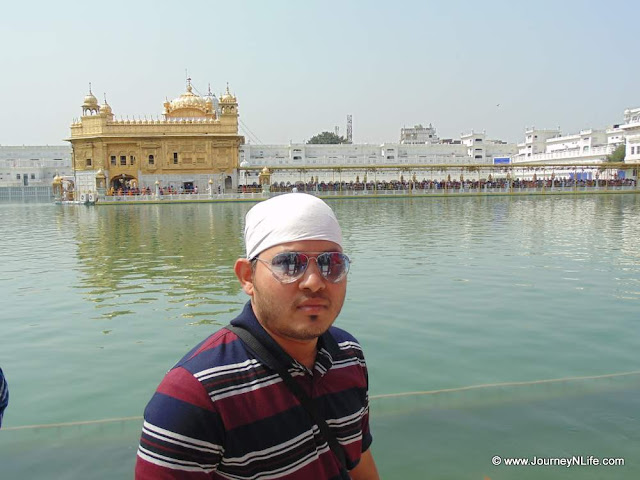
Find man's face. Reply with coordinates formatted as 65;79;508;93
247;239;347;343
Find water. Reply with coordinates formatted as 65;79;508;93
1;195;639;479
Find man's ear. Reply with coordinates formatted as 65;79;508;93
234;258;255;296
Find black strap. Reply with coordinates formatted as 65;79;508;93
226;324;349;473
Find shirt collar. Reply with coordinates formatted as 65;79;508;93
230;301;339;376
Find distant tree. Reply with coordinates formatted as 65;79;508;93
307;131;347;144
606;144;626;162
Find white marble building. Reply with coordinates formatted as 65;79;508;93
0;145;72;187
621;107;640;163
239;131;518;183
400;124;439;144
511;108;638;165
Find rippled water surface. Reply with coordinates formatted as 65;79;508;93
1;195;639;479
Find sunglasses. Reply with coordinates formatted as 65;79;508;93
253;251;351;284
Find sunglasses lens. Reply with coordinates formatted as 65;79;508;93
271;252;308;281
317;252;350;282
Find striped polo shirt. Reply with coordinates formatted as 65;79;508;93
136;301;372;479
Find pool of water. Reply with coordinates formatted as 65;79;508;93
1;194;639;478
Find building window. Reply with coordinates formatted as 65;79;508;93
86;158;92;167
475;138;482;142
31;174;35;179
111;156;116;166
16;174;21;179
130;155;136;165
148;154;155;165
120;155;126;166
173;152;178;164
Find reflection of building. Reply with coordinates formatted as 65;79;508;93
67;80;244;196
72;203;246;309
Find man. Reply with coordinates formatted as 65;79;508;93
136;193;379;479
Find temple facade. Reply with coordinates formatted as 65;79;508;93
67;80;244;196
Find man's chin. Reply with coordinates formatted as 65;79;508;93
295;309;334;324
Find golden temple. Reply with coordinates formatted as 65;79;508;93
66;79;244;197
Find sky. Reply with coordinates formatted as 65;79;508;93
0;0;638;146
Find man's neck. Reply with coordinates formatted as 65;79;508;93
260;323;318;370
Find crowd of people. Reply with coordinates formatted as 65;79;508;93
104;177;637;197
239;177;637;194
107;185;199;196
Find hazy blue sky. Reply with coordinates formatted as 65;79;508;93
0;0;637;146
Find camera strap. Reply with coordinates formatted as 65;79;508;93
225;324;349;476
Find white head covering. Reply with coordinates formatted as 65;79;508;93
244;193;343;259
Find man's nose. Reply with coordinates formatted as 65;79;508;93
298;258;326;292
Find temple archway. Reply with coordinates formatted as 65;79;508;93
110;174;137;191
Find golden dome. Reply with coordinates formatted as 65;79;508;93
100;95;112;115
95;169;106;179
83;93;98;107
261;166;270;174
83;85;98;107
166;80;208;115
220;83;236;103
82;83;100;115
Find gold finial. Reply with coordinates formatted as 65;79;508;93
103;93;108;104
186;76;192;92
225;82;231;95
89;82;92;94
207;83;213;96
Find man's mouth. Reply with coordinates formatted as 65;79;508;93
296;300;328;313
